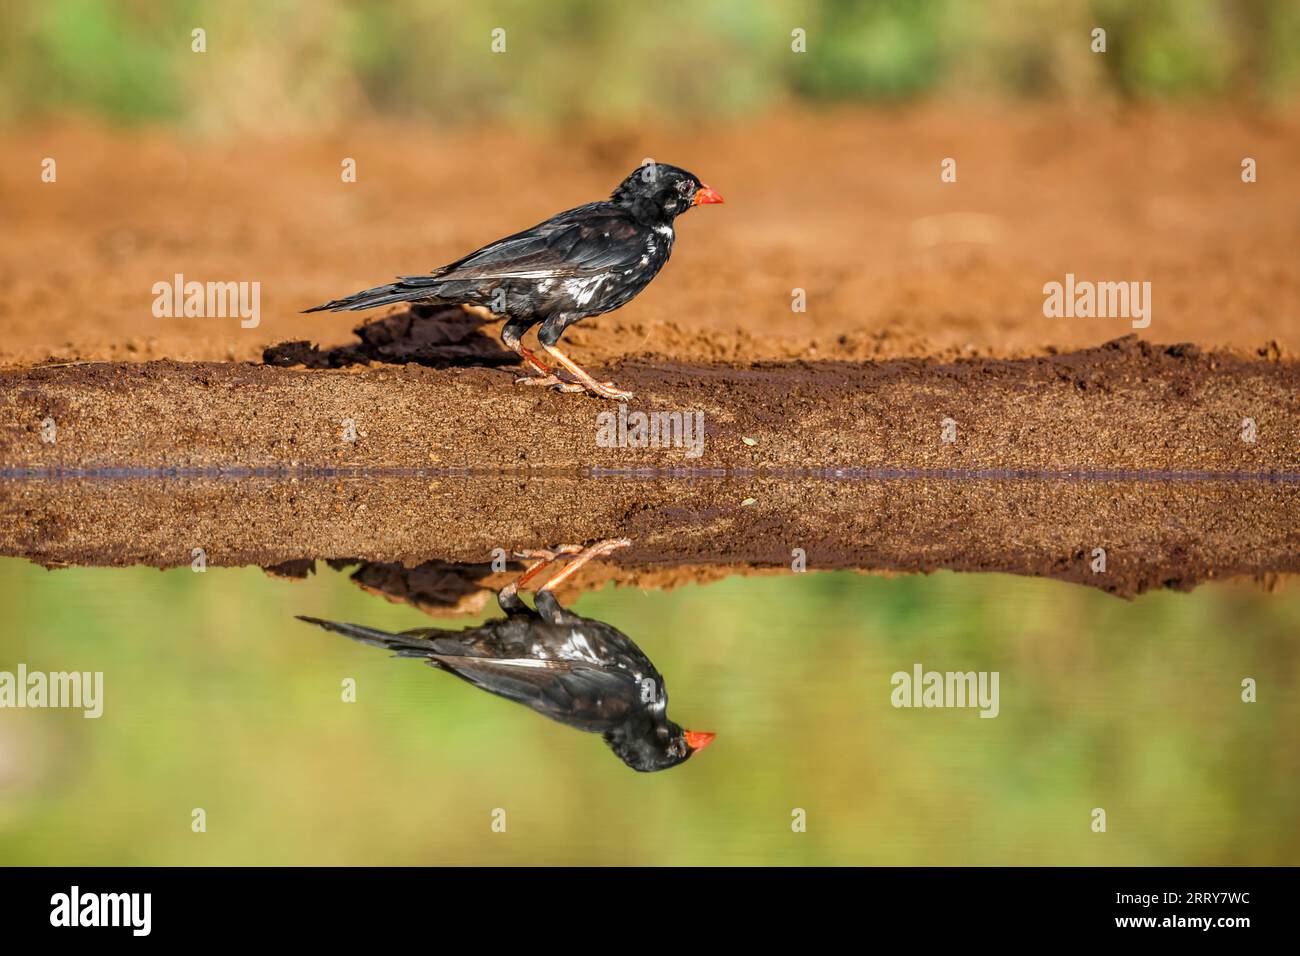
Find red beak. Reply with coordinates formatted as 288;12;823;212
684;730;716;751
691;185;724;206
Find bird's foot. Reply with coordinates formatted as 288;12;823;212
514;545;583;562
514;373;564;387
512;373;587;393
537;345;634;401
585;382;635;401
535;538;632;593
584;537;633;556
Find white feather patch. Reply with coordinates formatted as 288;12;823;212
562;275;606;307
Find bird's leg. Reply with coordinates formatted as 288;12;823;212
512;344;567;387
501;320;575;388
514;544;584;566
517;371;586;392
496;544;583;613
533;589;581;627
537;538;632;593
510;345;587;392
541;345;634;401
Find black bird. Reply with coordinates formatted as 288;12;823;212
297;539;715;772
305;163;724;400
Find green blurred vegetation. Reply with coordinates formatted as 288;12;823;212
1;0;1299;131
0;558;1296;865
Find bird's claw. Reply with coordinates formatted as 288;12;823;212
514;374;564;387
515;539;629;563
514;545;583;561
588;383;634;401
511;374;590;394
587;537;633;554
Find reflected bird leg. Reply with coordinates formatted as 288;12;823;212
538;538;632;594
497;545;583;613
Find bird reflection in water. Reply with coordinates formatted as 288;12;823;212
298;538;714;772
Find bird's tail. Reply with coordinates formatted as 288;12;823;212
296;615;440;659
301;280;441;314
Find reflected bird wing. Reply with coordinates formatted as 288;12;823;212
429;654;637;729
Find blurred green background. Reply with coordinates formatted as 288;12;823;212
0;558;1296;865
2;0;1300;131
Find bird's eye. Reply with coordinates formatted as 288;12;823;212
676;180;693;196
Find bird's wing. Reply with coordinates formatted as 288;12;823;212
429;653;637;728
399;204;646;287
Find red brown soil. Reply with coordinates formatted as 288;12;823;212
2;106;1299;369
1;334;1297;472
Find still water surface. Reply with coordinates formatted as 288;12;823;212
1;539;1296;865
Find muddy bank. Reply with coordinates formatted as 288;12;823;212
2;471;1296;598
2;337;1298;472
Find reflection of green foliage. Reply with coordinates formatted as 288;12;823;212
0;557;1296;865
2;0;1300;128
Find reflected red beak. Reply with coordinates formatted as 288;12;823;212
691;185;724;206
685;730;716;751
